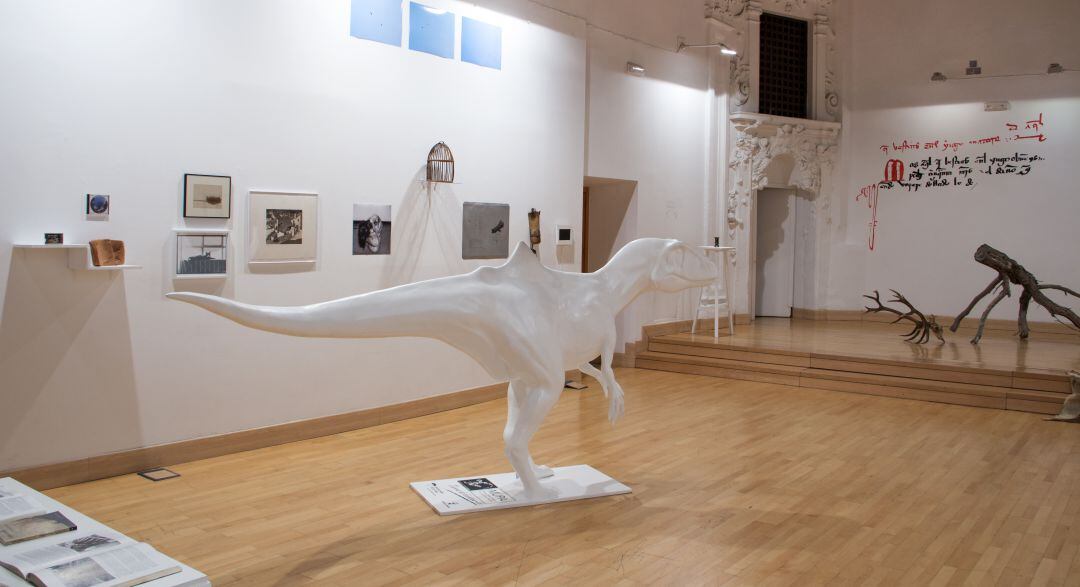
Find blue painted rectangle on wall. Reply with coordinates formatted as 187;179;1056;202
461;17;501;70
409;2;454;59
350;0;402;46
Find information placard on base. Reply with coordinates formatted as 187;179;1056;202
410;464;631;515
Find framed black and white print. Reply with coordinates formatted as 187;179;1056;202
249;190;318;264
352;204;391;255
176;232;228;277
184;174;232;218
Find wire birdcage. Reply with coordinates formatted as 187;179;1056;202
426;142;455;183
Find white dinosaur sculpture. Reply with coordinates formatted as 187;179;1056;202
167;238;717;497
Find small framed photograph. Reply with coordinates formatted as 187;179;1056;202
176;233;228;276
184;174;232;219
44;233;64;244
86;194;110;219
353;203;391;255
249;190;318;264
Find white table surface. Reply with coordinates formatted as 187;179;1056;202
0;478;209;587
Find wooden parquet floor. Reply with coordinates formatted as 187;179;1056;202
46;369;1080;586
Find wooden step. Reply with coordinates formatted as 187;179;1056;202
809;356;1012;387
801;377;1007;410
636;351;803;386
801;367;1011;400
638;348;1068;415
1004;389;1068;415
648;341;810;368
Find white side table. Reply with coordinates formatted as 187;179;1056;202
691;246;735;338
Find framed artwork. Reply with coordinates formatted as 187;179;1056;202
353;204;391;255
249;191;318;263
184;174;232;219
176;233;228;276
462;202;509;259
86;194;110;219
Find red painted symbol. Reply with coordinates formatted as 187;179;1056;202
856;183;879;251
883;159;905;182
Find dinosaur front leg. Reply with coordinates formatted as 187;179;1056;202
503;379;562;498
579;362;609;396
598;327;625;423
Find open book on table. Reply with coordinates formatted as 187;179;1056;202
0;488;47;525
0;530;180;587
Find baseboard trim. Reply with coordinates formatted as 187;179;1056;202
4;371;579;491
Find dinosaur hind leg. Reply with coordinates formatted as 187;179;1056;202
503;380;562;498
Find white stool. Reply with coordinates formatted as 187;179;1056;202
691;246;735;337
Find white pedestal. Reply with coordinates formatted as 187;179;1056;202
410;464;631;515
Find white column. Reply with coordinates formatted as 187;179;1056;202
745;2;762;114
812;14;834;121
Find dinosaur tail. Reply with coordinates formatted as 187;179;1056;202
167;280;463;339
166;292;346;338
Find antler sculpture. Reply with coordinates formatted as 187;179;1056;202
864;289;945;344
951;244;1080;344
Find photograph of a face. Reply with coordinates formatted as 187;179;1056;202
353;204;391;255
462;202;510;259
85;194;110;219
184;174;232;218
266;209;303;244
249;191;318;264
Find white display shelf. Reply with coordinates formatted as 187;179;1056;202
14;243;142;271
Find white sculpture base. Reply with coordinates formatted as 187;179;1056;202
410;464;631;515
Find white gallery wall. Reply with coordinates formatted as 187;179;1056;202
831;0;1080;321
0;0;591;471
583;21;714;348
0;0;721;472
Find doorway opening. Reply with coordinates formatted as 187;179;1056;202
754;187;813;318
581;177;636;273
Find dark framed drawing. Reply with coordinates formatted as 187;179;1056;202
184;174;232;219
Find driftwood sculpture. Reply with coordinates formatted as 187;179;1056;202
950;244;1080;344
1050;371;1080;422
864;289;945;343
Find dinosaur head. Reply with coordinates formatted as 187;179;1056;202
650;240;718;292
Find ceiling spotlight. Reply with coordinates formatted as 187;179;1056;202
1048;62;1064;74
930;72;947;82
626;62;645;77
